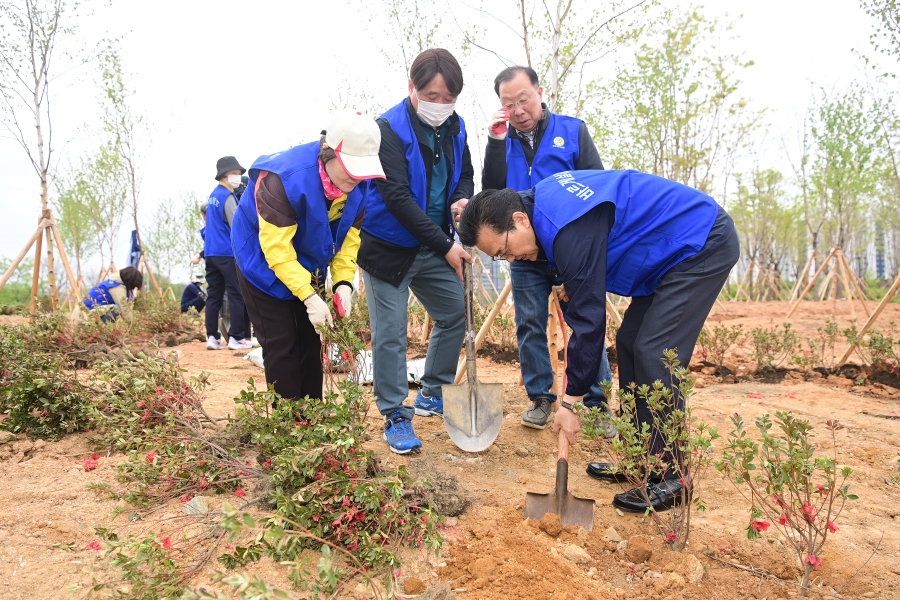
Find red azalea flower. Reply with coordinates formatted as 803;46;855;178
801;502;816;523
827;520;839;533
162;537;172;549
312;515;320;522
199;478;209;489
145;450;158;463
87;540;102;550
83;458;98;471
235;487;246;498
664;531;677;543
806;553;822;568
91;453;100;460
750;520;770;532
779;513;788;525
262;459;272;469
180;493;192;503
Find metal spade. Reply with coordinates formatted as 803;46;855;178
443;254;504;453
525;429;596;531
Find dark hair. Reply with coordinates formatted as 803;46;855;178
119;266;144;293
493;65;539;96
410;49;464;97
458;188;524;247
318;132;336;164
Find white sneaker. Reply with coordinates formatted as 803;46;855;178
206;335;227;350
228;337;254;350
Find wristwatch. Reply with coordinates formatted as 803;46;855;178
559;400;576;412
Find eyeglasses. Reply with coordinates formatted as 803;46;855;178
502;90;538;113
491;230;512;261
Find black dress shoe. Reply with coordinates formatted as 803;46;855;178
612;480;684;513
585;462;630;483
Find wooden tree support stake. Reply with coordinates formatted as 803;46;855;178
838;268;900;366
454;279;512;384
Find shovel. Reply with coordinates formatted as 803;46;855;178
525;429;596;531
443;253;504;453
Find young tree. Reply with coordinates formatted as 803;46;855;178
859;0;899;67
81;141;128;270
143;193;204;283
52;161;99;281
588;7;761;196
0;0;97;305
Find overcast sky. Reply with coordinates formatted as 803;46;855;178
0;0;890;283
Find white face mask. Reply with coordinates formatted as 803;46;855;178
416;96;455;128
226;174;242;188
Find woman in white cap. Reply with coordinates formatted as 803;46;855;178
231;111;385;404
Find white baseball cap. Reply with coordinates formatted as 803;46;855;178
325;110;386;180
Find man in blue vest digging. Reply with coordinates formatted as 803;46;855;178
480;66;614;436
458;170;740;513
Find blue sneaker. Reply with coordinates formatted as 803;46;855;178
383;412;422;455
414;390;443;418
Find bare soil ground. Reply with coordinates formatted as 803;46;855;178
1;301;900;599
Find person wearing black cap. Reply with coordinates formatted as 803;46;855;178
205;156;253;351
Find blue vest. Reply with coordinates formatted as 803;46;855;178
362;100;467;247
506;113;583;191
205;184;235;257
83;280;121;309
533;170;719;297
231;142;367;301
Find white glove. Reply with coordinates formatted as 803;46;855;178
334;284;352;318
488;109;509;140
303;293;333;336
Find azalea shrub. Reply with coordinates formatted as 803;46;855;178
582;349;719;550
717;412;856;597
0;321;94;438
696;323;744;372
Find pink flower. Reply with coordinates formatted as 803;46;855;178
827;520;839;533
179;493;192;503
235;486;246;498
778;513;788;526
87;540;102;550
801;502;816;523
145;450;159;463
806;553;822;568
91;453;100;460
83;458;98;471
199;478;209;489
162;537;172;550
664;531;677;543
262;459;272;469
750;520;770;532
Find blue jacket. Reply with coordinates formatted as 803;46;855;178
362;99;467;248
83;280;121;309
506;113;583;190
231;142;367;301
205;184;235;257
533;170;719;297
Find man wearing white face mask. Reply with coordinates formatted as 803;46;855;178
204;156;253;351
358;48;474;455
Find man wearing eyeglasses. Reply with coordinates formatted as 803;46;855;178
481;65;614;436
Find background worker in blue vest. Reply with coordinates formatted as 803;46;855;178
480;66;614;434
83;266;143;322
180;276;206;314
458;170;740;513
359;48;474;455
205;156;253;351
232;111;385;404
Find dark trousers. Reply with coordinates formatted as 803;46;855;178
205;256;247;340
236;268;323;402
617;216;740;478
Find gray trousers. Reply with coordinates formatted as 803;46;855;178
363;248;465;420
617;215;740;475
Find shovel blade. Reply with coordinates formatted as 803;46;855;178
524;459;595;531
443;380;504;452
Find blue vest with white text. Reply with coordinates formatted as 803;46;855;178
532;170;719;297
362;100;466;247
83;279;121;309
231;142;366;301
205;184;235;257
506;113;582;191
